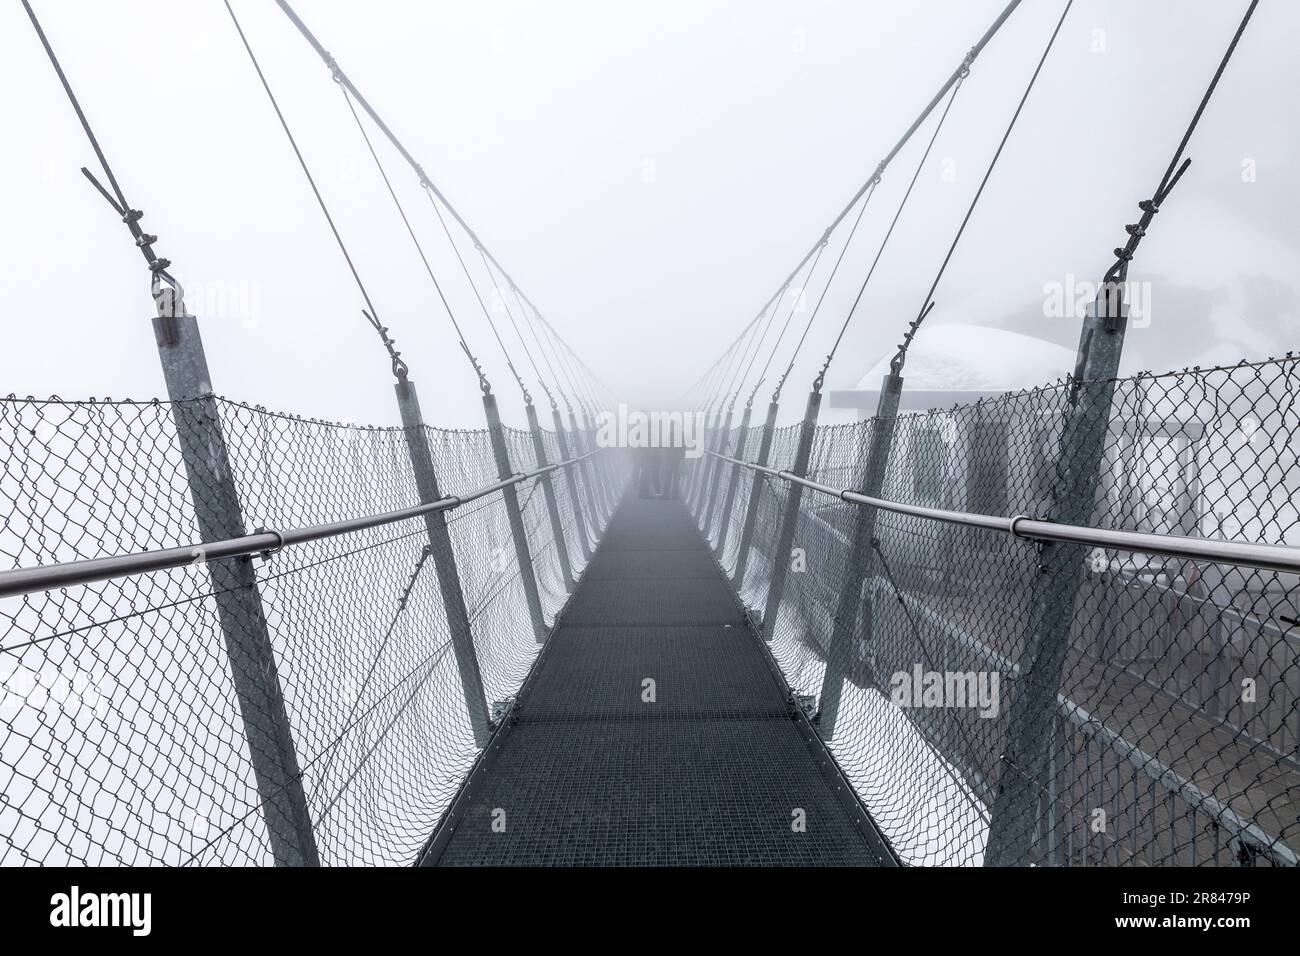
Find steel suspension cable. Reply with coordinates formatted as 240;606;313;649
541;315;617;405
702;320;756;416
740;246;828;406
223;0;409;381
764;184;874;403
510;286;600;420
726;290;790;408
272;0;608;402
336;83;489;389
508;284;571;409
678;0;1025;398
715;305;772;408
422;189;530;399
526;298;599;412
1099;0;1259;291
20;0;183;304
476;249;553;404
891;0;1073;374
814;75;965;389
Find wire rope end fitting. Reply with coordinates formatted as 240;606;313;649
324;51;343;84
960;46;977;78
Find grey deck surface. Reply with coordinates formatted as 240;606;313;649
432;495;891;866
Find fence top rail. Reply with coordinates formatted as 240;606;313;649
706;451;1300;576
0;449;600;600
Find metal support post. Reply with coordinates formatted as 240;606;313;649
483;392;547;643
394;379;492;746
701;406;734;540
714;403;753;556
761;389;822;641
152;292;318;866
817;372;903;738
985;282;1129;865
551;404;593;560
570;409;606;530
525;401;576;592
732;400;780;589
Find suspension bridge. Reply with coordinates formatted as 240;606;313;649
2;0;1297;868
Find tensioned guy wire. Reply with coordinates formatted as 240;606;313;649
272;0;610;403
509;283;572;411
223;0;409;382
890;0;1075;375
476;247;551;405
742;243;830;406
727;281;798;410
424;188;531;399
20;0;183;306
764;180;878;403
813;73;965;390
706;308;767;414
679;0;1026;398
336;82;489;390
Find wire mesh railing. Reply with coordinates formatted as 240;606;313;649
0;394;623;866
692;354;1300;867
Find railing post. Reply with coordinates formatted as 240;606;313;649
525;401;576;592
697;409;731;520
552;404;593;561
583;408;615;516
151;292;318;866
985;282;1129;866
818;372;903;739
570;408;606;528
483;392;548;643
701;406;734;539
714;403;752;556
732;400;779;588
690;411;719;517
761;389;822;641
394;378;492;747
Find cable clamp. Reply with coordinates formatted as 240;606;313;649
959;46;977;77
252;527;284;562
1008;514;1033;539
325;52;343;83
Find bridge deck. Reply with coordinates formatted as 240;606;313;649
428;494;893;866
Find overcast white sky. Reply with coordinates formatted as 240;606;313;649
2;0;1296;428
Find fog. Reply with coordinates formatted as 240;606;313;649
2;0;1295;428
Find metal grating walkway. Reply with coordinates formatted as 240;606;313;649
425;495;894;866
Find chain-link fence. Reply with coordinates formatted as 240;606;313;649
0;394;622;866
692;355;1300;867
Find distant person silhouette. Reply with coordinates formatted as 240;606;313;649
657;419;685;499
636;442;659;499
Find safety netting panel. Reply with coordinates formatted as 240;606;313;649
0;394;616;866
698;357;1300;867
